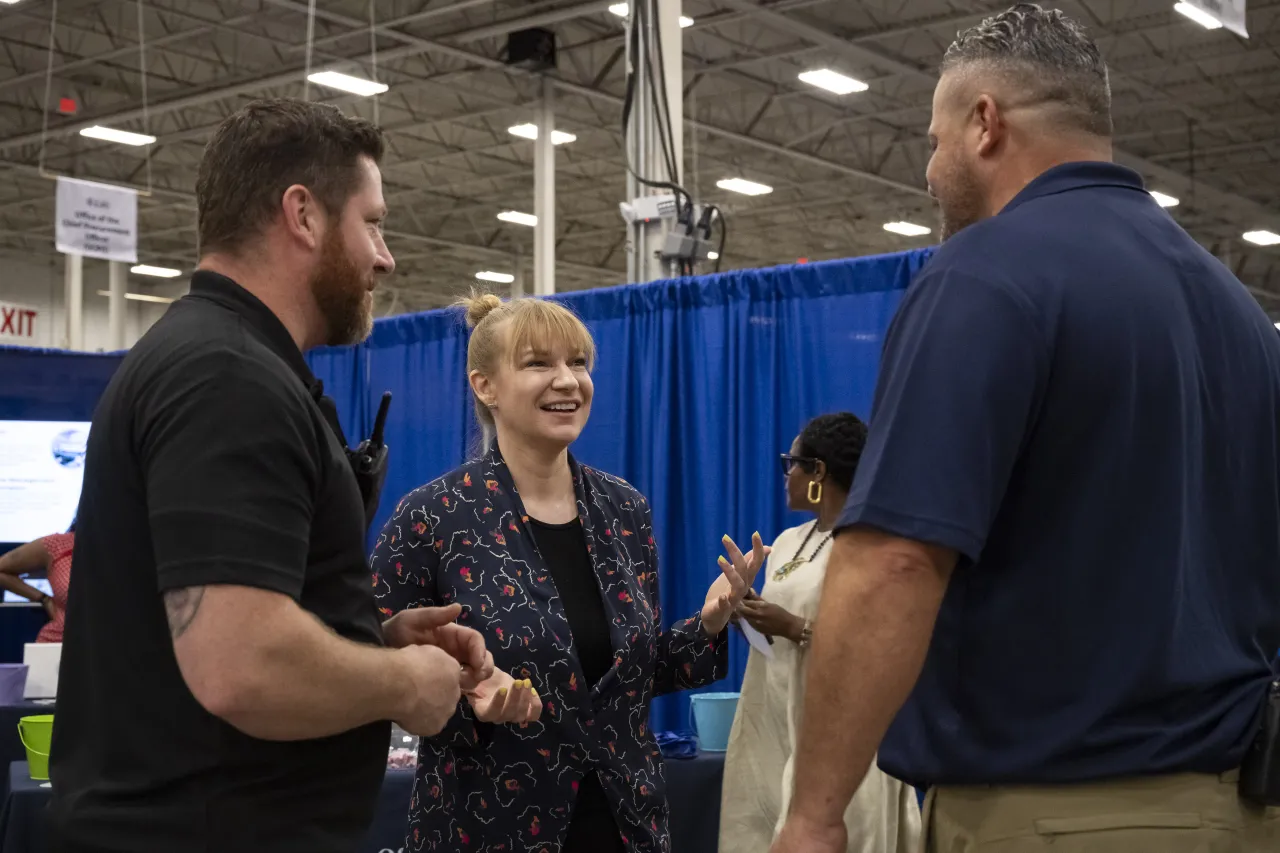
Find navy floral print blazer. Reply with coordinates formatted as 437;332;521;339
369;445;728;853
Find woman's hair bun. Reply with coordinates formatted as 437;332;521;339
460;291;504;329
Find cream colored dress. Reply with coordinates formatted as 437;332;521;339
718;522;921;853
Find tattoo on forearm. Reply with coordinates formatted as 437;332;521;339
164;586;206;639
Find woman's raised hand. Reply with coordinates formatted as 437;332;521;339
701;532;769;635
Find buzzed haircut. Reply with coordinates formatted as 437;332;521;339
941;3;1112;137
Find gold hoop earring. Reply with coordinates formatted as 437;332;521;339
807;480;822;504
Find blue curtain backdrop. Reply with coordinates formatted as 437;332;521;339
309;249;932;731
0;251;931;721
0;345;123;422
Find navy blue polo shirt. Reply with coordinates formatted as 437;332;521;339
840;162;1280;786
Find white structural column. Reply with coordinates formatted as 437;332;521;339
64;252;84;351
533;76;556;296
625;0;685;284
107;261;127;350
512;249;526;299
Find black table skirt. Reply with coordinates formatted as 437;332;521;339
0;753;726;853
668;752;725;853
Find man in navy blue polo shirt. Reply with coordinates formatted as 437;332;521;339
773;5;1280;852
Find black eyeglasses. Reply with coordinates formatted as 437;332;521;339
779;454;817;476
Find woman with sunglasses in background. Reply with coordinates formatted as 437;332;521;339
719;413;920;853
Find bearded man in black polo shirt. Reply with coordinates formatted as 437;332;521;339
48;98;490;853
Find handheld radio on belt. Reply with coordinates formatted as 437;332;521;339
1239;678;1280;805
347;391;393;531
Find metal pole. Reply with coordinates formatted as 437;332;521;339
108;260;127;350
624;7;638;286
533;76;555;295
63;252;83;350
624;0;685;284
637;2;656;284
657;0;684;184
655;0;683;280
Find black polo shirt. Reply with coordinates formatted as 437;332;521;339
841;162;1280;785
49;271;389;852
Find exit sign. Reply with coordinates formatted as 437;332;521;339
0;300;41;345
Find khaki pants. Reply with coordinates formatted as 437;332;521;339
922;769;1280;852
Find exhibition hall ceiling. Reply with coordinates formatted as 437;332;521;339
0;0;1276;315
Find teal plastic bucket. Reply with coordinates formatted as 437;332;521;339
690;692;739;752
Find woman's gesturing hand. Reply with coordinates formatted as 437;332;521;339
701;532;769;635
465;668;544;725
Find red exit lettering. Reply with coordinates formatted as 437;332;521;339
0;306;37;337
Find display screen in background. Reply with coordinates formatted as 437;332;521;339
0;420;89;544
3;576;53;604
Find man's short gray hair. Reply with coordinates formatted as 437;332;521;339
941;3;1112;137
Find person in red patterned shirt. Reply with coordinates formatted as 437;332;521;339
0;524;75;643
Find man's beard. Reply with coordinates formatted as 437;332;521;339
935;156;985;242
310;229;374;347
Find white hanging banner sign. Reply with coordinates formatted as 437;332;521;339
54;176;139;263
1187;0;1248;37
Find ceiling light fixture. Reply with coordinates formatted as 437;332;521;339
1150;191;1180;208
497;210;538;227
1173;2;1224;29
475;271;516;284
798;69;869;95
508;123;576;145
707;251;720;260
609;6;691;26
79;126;155;146
95;290;176;304
306;71;389;97
883;221;932;237
717;177;773;196
130;264;182;278
1243;230;1280;246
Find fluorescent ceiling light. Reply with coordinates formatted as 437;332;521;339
508;123;576;145
1243;230;1280;246
717;177;773;196
95;290;176;304
130;264;182;278
798;69;869;95
609;6;691;26
1150;191;1180;208
79;126;155;146
475;270;515;284
497;210;538;227
707;251;720;260
1173;2;1223;29
883;221;932;237
306;71;389;97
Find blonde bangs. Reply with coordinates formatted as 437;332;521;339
503;301;596;369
